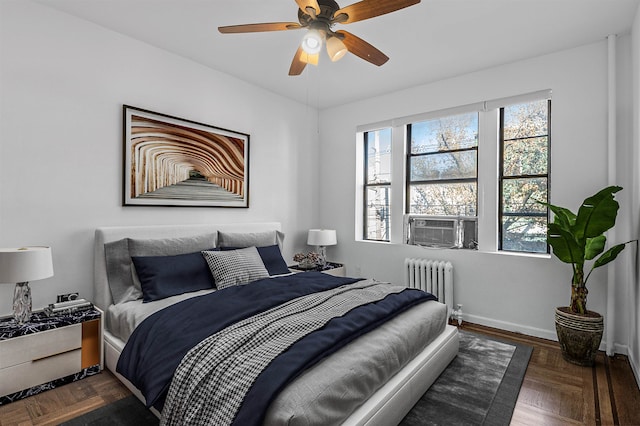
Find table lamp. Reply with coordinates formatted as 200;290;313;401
307;229;337;268
0;246;54;324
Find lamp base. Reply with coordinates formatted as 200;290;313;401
13;282;32;324
318;246;327;268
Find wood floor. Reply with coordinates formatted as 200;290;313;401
463;323;640;426
1;322;639;426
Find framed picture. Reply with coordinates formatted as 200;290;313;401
123;105;249;207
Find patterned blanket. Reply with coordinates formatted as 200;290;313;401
160;280;410;425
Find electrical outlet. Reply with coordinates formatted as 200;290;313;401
57;292;79;303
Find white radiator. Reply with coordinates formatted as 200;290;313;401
404;258;454;318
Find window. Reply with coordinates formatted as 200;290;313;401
499;99;550;253
357;90;551;254
364;128;392;241
407;112;478;216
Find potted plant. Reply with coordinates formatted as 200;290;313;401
543;185;635;366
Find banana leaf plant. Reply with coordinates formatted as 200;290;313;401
541;186;635;315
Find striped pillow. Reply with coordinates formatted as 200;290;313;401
202;247;269;290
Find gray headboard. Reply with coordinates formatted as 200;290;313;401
93;222;282;311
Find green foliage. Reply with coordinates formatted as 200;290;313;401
542;186;635;314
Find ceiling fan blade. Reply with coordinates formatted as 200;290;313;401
336;30;389;66
219;22;302;34
334;0;420;24
295;0;320;15
289;46;308;76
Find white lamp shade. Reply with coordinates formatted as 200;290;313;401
326;36;347;62
0;246;54;283
307;229;337;247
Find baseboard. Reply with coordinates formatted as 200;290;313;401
463;313;629;356
613;343;630;356
463;313;557;341
628;349;640;391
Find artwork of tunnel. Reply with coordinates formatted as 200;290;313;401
123;106;249;207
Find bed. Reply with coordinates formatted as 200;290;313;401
93;222;458;425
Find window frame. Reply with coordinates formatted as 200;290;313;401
356;90;552;255
405;113;479;217
363;129;392;242
498;99;551;253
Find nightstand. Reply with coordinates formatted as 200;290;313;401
289;261;346;277
0;306;103;405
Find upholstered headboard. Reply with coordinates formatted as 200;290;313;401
93;222;282;311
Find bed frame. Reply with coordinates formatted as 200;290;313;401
94;222;459;425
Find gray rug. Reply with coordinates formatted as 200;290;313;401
401;330;532;425
63;330;531;426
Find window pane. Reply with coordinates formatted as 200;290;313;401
409;182;477;216
410;150;477;181
503;136;548;176
366;129;392;184
502;216;547;253
503;100;548;140
500;97;550;253
365;186;390;241
410;112;478;154
502;177;547;214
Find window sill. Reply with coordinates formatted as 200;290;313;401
355;239;551;259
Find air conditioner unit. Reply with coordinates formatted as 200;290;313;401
408;216;459;248
406;215;477;249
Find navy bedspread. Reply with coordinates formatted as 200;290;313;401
116;272;436;424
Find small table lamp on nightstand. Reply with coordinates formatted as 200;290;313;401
0;246;54;324
307;229;337;268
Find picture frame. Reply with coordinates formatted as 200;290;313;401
123;105;249;207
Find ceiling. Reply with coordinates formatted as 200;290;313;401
36;0;640;109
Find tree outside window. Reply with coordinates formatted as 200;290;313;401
499;99;550;253
407;112;478;217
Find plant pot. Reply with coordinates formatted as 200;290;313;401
554;306;603;366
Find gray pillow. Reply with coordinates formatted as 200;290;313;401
202;247;269;290
216;230;285;249
104;239;141;305
104;233;216;304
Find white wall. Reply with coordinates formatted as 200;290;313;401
0;0;319;316
630;3;640;384
319;39;637;348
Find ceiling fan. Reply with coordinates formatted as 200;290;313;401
218;0;421;76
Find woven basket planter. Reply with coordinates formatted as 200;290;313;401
555;307;603;366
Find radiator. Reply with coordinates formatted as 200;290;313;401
404;258;454;318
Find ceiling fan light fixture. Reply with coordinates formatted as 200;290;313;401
326;36;347;62
219;0;423;75
301;51;319;65
301;29;323;54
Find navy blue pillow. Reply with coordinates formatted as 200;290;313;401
256;245;290;275
132;250;215;303
219;245;289;276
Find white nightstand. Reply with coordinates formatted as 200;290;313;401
289;261;346;277
0;306;103;405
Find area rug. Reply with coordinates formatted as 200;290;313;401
62;330;531;426
400;330;533;425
